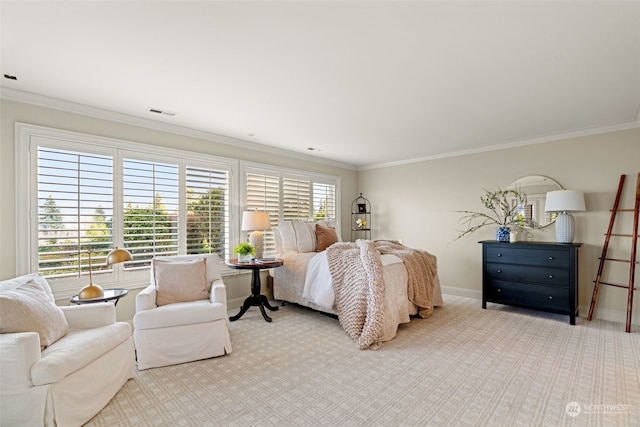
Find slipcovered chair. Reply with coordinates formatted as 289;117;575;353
0;273;135;426
133;254;232;370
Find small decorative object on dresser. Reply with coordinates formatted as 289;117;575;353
456;187;536;242
480;240;581;325
496;226;511;242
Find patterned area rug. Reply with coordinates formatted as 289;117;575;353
87;295;639;426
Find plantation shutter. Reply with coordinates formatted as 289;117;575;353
245;172;280;254
37;147;114;278
313;182;336;221
185;165;229;257
122;158;179;268
282;177;311;220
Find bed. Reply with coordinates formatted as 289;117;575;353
272;220;443;349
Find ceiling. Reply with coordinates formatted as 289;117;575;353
2;1;639;169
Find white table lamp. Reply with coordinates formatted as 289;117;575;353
241;210;271;259
545;190;586;243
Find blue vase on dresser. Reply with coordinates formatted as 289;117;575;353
496;226;511;242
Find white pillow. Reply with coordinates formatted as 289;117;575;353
277;221;298;253
277;220;317;253
153;257;210;306
293;221;316;252
272;227;283;254
0;278;69;349
277;220;341;253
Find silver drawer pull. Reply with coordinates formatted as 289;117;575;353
548;256;554;260
548;295;554;300
497;288;501;292
548;275;554;279
497;269;502;273
497;253;503;257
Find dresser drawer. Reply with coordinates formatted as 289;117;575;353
486;281;570;313
485;263;569;287
485;246;569;267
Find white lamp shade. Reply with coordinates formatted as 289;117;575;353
241;210;271;231
545;190;585;213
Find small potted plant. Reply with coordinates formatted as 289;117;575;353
455;187;536;242
234;242;256;263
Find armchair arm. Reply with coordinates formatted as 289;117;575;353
210;279;227;307
136;285;158;312
60;303;116;329
0;333;48;425
0;332;41;389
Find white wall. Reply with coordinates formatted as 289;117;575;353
0;99;358;321
358;128;640;325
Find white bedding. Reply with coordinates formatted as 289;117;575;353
271;221;442;346
274;250;432;343
302;252;404;310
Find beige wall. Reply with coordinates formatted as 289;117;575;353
0;99;358;321
2;98;638;326
359;128;640;325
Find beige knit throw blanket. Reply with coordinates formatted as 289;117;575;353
373;240;439;318
327;240;439;349
327;240;385;349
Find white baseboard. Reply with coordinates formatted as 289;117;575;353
441;286;482;300
579;304;639;326
228;296;247;310
441;286;639;326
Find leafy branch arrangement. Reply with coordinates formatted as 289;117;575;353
455;187;536;240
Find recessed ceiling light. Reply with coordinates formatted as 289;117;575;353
3;74;17;80
147;107;176;117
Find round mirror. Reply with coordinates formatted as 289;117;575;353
508;175;563;228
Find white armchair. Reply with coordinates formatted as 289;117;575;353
133;254;232;370
0;274;135;427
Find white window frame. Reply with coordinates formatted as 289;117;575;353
16;123;238;297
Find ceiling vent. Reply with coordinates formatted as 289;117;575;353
147;107;176;117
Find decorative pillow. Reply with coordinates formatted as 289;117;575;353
277;221;298;253
0;279;69;349
272;227;283;254
277;220;316;253
315;220;341;242
316;223;339;251
154;257;210;306
293;221;316;252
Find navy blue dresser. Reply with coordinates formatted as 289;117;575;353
480;241;581;325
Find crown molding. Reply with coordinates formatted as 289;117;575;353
4;87;637;173
0;87;358;171
359;117;640;171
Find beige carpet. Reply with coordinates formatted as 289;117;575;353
86;295;639;427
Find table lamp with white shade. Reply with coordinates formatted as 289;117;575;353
241;210;271;259
545;190;586;243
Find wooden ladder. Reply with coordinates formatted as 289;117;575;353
587;173;640;332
